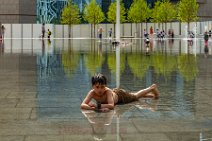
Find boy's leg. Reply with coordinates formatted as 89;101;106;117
133;84;159;99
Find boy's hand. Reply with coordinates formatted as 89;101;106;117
88;103;96;108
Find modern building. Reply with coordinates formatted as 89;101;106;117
0;0;36;23
37;0;103;23
37;0;68;24
197;0;212;20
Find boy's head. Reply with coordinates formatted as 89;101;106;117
91;73;107;86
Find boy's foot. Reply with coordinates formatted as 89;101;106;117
150;84;159;99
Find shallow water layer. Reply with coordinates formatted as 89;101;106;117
0;38;212;141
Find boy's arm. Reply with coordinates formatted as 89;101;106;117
101;90;114;110
81;91;95;110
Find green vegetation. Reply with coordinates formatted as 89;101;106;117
151;1;163;27
59;0;200;37
128;0;150;37
61;0;80;37
177;0;199;29
159;0;176;32
151;0;176;31
83;0;105;38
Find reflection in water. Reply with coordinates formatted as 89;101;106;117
2;39;207;120
81;110;115;141
178;54;198;82
81;99;159;141
38;39;58;77
2;39;212;140
128;53;150;80
35;39;200;115
62;47;80;78
0;40;4;55
204;44;209;58
116;45;120;88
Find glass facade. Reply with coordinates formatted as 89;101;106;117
37;0;68;23
37;0;103;23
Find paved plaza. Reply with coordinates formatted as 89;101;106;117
0;38;212;141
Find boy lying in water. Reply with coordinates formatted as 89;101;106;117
81;73;159;112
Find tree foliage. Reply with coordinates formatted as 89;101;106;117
83;0;105;25
177;0;199;26
128;0;150;23
107;1;126;24
151;1;163;23
61;0;80;25
159;0;176;23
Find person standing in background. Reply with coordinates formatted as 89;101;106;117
150;26;153;38
1;25;6;40
42;23;45;38
98;27;103;40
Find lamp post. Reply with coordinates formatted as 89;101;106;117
116;1;121;141
116;0;120;42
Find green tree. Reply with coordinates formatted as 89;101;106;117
107;1;126;37
159;0;177;32
128;0;150;37
151;1;163;29
83;0;105;38
177;0;199;30
61;0;80;37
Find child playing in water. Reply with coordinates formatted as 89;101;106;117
80;73;159;112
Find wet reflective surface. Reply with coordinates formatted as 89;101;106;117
0;38;212;141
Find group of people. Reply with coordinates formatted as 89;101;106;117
144;27;174;39
98;26;176;41
0;24;52;40
156;29;167;39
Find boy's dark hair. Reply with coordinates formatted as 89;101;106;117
91;73;107;86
